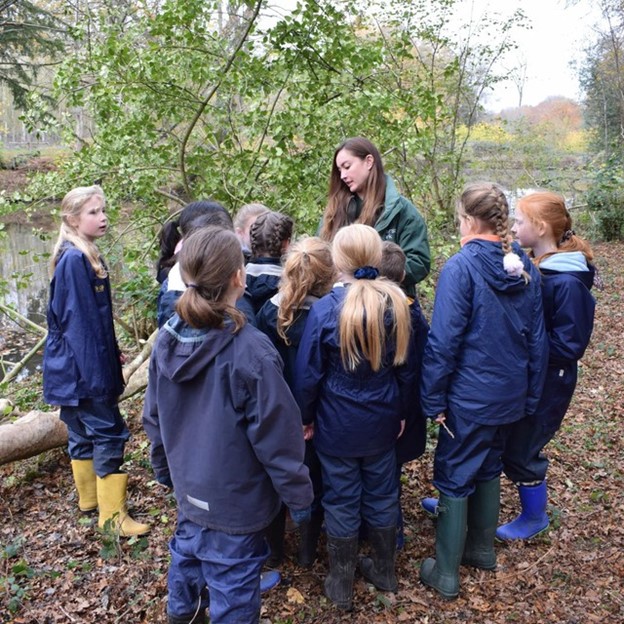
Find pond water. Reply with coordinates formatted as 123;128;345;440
0;223;52;379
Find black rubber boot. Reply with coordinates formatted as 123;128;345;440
167;608;208;623
420;495;468;600
265;505;286;567
297;508;324;568
462;478;500;570
324;535;359;610
359;526;398;591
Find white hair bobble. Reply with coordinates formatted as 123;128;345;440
503;252;525;277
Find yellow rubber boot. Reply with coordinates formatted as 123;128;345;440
96;473;150;537
70;459;98;512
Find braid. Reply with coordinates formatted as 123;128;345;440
250;211;293;258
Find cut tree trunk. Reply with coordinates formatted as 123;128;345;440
0;410;67;465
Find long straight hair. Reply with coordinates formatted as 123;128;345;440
51;185;107;278
333;224;410;371
321;137;386;241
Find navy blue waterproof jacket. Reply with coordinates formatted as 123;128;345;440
396;299;430;465
43;243;124;406
421;240;548;425
294;286;419;458
142;315;313;534
244;258;283;314
539;252;595;367
255;293;319;390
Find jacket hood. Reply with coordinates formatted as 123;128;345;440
461;239;532;294
155;315;236;383
540;251;594;290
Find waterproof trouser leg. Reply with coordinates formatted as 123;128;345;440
264;505;286;566
462;478;500;570
359;526;398;592
419;495;467;600
297;508;324;568
496;481;549;541
96;473;150;537
70;459;98;512
324;535;358;611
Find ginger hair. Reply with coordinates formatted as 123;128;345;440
517;191;593;264
333;224;410;372
277;237;336;344
177;227;246;332
321;137;386;241
51;185;107;278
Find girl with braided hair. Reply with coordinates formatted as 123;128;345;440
419;182;548;600
256;237;336;569
294;224;419;610
497;192;596;540
244;210;293;314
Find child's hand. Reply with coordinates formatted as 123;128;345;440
435;413;455;439
397;419;406;439
119;352;127;365
303;424;315;441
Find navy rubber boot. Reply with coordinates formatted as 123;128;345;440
496;481;549;541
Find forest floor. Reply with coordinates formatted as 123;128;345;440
1;242;623;624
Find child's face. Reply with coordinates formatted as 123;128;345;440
335;149;374;197
511;207;542;249
72;195;108;242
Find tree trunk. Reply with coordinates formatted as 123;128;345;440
0;410;67;465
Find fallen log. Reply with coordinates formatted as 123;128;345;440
0;330;157;466
0;410;66;465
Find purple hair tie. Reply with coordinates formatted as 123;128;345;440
186;282;199;289
354;266;379;280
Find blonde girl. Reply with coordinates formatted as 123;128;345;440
295;224;417;610
43;185;149;537
256;237;336;568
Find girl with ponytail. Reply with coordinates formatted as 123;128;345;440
498;191;597;541
295;224;417;610
143;226;312;624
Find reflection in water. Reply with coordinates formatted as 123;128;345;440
0;223;52;378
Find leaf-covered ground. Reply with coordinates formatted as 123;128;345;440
1;242;623;624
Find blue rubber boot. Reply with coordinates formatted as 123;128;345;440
496;481;549;541
421;497;439;516
260;570;281;593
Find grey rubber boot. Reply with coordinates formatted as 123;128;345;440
359;525;398;591
420;495;468;600
462;478;500;570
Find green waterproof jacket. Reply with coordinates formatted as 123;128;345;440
374;175;430;295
